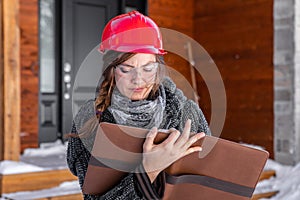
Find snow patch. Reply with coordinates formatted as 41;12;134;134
254;159;300;200
0;160;45;175
22;140;67;157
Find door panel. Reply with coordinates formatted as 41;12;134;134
62;0;119;135
39;97;58;142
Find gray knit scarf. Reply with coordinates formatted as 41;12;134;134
108;86;166;129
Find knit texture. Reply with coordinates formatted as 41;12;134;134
67;77;210;200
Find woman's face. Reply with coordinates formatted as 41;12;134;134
114;53;158;100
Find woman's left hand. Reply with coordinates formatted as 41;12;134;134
142;119;205;182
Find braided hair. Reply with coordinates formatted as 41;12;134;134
72;51;165;138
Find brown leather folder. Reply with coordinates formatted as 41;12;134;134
82;122;269;200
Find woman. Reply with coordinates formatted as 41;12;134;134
67;11;210;200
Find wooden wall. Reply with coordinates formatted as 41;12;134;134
194;0;274;157
1;0;21;160
12;0;274;156
19;0;39;151
148;0;194;85
149;0;274;157
0;0;4;160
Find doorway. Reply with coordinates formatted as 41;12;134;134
39;0;147;143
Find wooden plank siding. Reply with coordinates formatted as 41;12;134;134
19;0;39;151
0;0;4;161
35;194;82;200
0;0;21;160
0;0;39;158
1;0;274;158
0;169;77;194
148;0;194;37
148;0;195;86
194;0;274;157
149;0;274;157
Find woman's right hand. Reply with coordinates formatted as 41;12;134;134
142;119;205;183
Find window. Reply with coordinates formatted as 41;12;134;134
39;0;56;93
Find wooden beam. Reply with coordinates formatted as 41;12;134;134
0;0;4;161
251;191;279;200
0;169;77;194
258;170;276;181
0;0;20;161
35;194;82;200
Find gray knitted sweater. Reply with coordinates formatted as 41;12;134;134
67;78;210;200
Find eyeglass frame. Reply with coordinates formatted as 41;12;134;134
114;62;159;77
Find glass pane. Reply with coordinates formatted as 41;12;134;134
40;0;55;93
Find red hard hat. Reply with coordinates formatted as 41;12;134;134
99;11;166;55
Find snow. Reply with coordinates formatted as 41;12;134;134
0;140;81;200
0;140;300;199
0;140;68;175
20;140;68;169
0;160;45;175
254;159;300;200
22;140;67;157
241;143;300;199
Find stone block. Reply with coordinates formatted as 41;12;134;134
274;50;294;65
275;152;295;165
274;0;295;19
274;102;293;114
275;89;291;101
274;28;294;51
274;66;293;88
274;17;294;29
275;114;294;137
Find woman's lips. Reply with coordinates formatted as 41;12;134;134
131;87;145;92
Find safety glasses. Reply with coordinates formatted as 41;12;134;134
115;62;159;78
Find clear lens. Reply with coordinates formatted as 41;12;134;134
116;62;159;77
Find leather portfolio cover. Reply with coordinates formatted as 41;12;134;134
82;122;269;200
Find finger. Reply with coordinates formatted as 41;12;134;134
183;132;205;150
176;119;191;146
168;128;177;133
184;146;203;157
160;129;181;146
143;127;158;151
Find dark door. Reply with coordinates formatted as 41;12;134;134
61;0;119;135
39;0;147;143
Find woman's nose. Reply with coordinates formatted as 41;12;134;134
131;68;143;84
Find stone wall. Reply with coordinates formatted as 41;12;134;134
295;0;300;163
274;0;300;164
